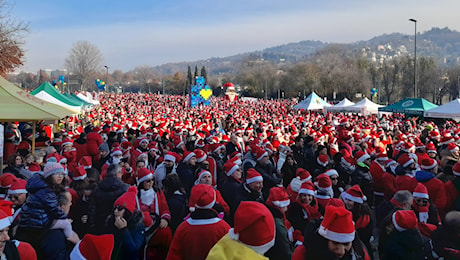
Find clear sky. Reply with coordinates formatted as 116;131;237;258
10;0;460;73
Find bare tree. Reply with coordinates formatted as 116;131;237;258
64;41;103;91
0;1;29;76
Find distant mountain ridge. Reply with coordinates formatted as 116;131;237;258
153;27;460;75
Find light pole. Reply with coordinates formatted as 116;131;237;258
409;19;417;97
104;65;109;92
457;75;460;99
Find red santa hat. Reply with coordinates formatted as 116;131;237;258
255;148;268;161
296;168;312;182
78;156;92;169
317;154;329;167
318;206;355;243
425;142;437;153
195;170;212;185
298;181;315;196
341;156;356;168
375;152;388;161
28;162;41;173
392;210;417;232
69;234;114;260
172;137;184;148
420;158;437;170
341;185;366;204
448;142;459;153
413;183;429;199
325;169;339;178
246;168;263;184
354;151;370;163
0;173;17;189
193;149;207;163
73;166;87;181
0;200;13;230
453;162;460;176
188;184;216;212
266;187;290;208
137;168;154;184
111;148;122;157
7;179;27;195
113;186;138;214
61;137;73;147
228;201;275;255
182;151;196;163
440;136;454;145
397;153;415;168
164;152;177;163
223;161;240;177
316;173;332;190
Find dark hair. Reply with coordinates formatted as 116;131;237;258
57;191;71;207
162;174;186;198
70;178;89;197
44;175;67;194
7;153;22;167
350;202;371;223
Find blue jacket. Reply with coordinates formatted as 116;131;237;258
18;173;67;229
415;170;435;182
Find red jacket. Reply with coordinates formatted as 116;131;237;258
445;179;460;211
382;172;396;201
395;174;418;193
86;132;102;156
139;190;171;221
419;177;447;214
369;161;385;196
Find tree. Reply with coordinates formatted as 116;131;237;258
64;41;103;91
201;66;207;79
134;65;154;92
186;65;193;86
0;1;29;76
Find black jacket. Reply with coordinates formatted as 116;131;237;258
351;164;374;206
383;229;425;260
255;162;281;199
88;176;129;234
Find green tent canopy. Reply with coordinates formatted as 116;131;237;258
30;82;82;113
378;98;438;116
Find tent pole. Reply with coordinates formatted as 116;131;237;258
32;121;36;155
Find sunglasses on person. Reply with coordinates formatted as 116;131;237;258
8;195;20;200
114;206;125;211
415;198;428;205
145;179;154;183
330;177;338;181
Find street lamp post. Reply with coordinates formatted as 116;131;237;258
104;65;109;92
409;19;417;97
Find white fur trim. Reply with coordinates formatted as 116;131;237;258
421;161;437;170
392;212;406;232
257;151;268;161
246;175;263;184
454;170;460;176
73;174;87;181
69;240;86;260
0;217;9;230
137;173;153;184
8;189;27;195
272;200;290;208
228;228;276;255
315;193;331;200
402;158;415;168
318;225;355;243
357;153;370;163
413;192;429;199
298;188;315;196
450;146;459;153
186;217;221;225
195;189;216;209
341;191;364;204
226;164;240;176
183;152;196;163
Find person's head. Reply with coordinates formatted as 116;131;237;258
0;204;12;255
8;153;23;167
43;162;66;185
164;152;176;168
58;191;72;215
319;206;355;259
397;153;416;172
188;184;216;212
70;234;114;260
195;170;213;186
230;134;238;144
137;168;154;191
162;174;184;196
392;210;417;232
246;168;263;192
99;142;110;158
325;169;339;186
354;151;371;167
443;210;460;235
113;186;137;219
392;190;414;210
285;154;295;166
106;163;123;179
298;181;315;205
183;151;197;166
295;136;304;148
223;161;242;180
266;187;290;213
136;160;146;170
341;185;366;211
7;179;27;207
23;153;36;165
448;143;460;157
256;149;269;166
139;139;149;149
413;183;429;208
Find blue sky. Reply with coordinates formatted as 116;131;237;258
10;0;460;72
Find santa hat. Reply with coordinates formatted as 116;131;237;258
392;210;417;232
397;153;415;168
354;151;370;163
341;185;366;204
318;206;355;243
188;184;216;212
298;181;315;196
402;142;414;153
325;169;339;178
413;183;429;199
266;187;290;208
137;168;153;184
420;158;437;170
448;142;459;153
195;170;212;185
139;138;149;145
73;166;87;181
78;156;92;169
316;173;332;189
164;152;177;163
0;200;13;230
7;179;27;195
69;234;114;260
296;168;312;182
223;161;239;177
256;149;268;161
425;142;436;153
228;201;275;255
182;151;196;163
28;162;41;173
246;168;263;184
375;152;388;161
339;118;348;126
111;148;122;157
440;136;454;145
453;162;460;176
317;154;329;167
193;149;207;163
195;139;205;148
42;162;65;179
341;156;356;168
61;137;73;147
172;137;184;148
113;186;138;214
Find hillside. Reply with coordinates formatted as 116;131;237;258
153;27;460;76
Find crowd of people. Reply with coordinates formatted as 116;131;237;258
1;92;459;260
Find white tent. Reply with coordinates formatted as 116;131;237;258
77;92;100;105
293;92;331;110
325;98;355;113
424;99;460;120
342;97;382;115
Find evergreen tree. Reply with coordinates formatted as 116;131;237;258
201;66;207;79
194;65;198;79
187;65;192;86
